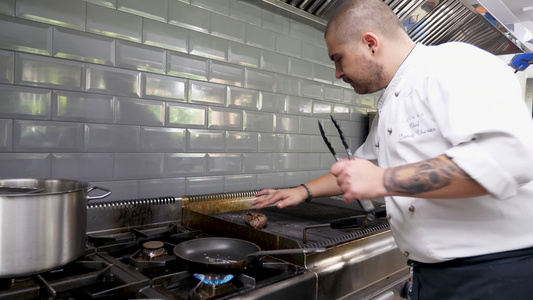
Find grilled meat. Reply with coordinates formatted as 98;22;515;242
244;211;267;229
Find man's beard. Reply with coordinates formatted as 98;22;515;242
350;56;386;95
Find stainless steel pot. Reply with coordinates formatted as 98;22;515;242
0;178;111;278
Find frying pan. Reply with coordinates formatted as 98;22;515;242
173;237;325;274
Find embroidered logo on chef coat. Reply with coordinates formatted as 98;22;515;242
398;112;437;141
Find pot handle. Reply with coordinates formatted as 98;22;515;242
86;186;112;201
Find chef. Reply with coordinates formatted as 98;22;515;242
252;0;533;299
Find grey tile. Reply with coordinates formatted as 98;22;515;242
260;49;288;74
114;153;164;180
258;133;285;152
332;104;351;120
272;153;298;171
257;172;284;189
261;10;289;36
210;13;245;43
300;116;319;135
116;40;166;74
142;73;186;102
243;153;271;173
313;63;334;84
310;135;328;153
289;20;315;43
245;24;275;51
187;129;224;152
140;126;186;152
192;0;230;15
274;74;299;95
208;107;242;130
301;41;327;65
361;94;377;107
284;171;308;187
0;119;12;152
259;91;286;113
243;111;274;132
84;0;116;9
189;80;226;106
228;86;259;109
245;68;274;91
117;0;168;22
300;79;323;100
167;102;206;128
298;153;321;170
224;174;256;192
286;134;310;152
275;114;299;133
17;0;86;30
312;101;332;117
14;120;84;152
286;96;312;116
228;41;260;68
229;0;261;26
53;27;115;65
0;0;15;16
288;57;312;79
324;85;342;102
85;63;141;97
207;153;241;175
0;84;51;119
143;19;188;53
169;0;210;33
185;175;224;195
164;153;206;177
52;90;113;123
225;131;257;152
51;153;113;181
84;123;140;152
15;53;84;91
189;31;227;61
0;15;52;55
88;180;139;202
115;97;165;126
343;89;358;105
168;51;208;81
87;3;142;42
209;60;243;86
0;49;14;84
276;34;302;58
139;178;186;198
0;153;51;178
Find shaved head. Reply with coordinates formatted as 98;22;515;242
325;0;407;44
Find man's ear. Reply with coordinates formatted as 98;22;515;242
362;32;379;54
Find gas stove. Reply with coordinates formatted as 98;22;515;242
0;223;317;300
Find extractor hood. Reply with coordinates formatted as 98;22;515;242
243;0;531;55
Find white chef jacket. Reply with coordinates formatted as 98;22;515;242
355;42;533;263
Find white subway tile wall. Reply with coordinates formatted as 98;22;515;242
0;0;378;200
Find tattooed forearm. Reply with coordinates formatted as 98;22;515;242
383;155;475;195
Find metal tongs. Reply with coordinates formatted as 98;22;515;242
318;115;376;218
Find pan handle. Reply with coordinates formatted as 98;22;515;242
87;186;112;201
247;248;326;257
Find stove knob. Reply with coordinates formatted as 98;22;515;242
400;280;412;300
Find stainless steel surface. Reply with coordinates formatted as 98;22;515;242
0;178;110;278
242;0;530;55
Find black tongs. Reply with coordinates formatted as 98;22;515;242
318;114;377;216
318;115;353;162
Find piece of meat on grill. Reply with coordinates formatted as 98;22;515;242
244;211;267;229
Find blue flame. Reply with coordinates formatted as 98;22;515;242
194;273;234;285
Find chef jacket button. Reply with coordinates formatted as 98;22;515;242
409;205;415;212
403;251;410;257
375;142;379;147
395;91;400;97
387;128;392;134
386;214;391;220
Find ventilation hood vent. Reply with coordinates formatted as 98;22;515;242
243;0;530;55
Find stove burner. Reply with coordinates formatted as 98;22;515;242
142;241;167;259
193;273;234;285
